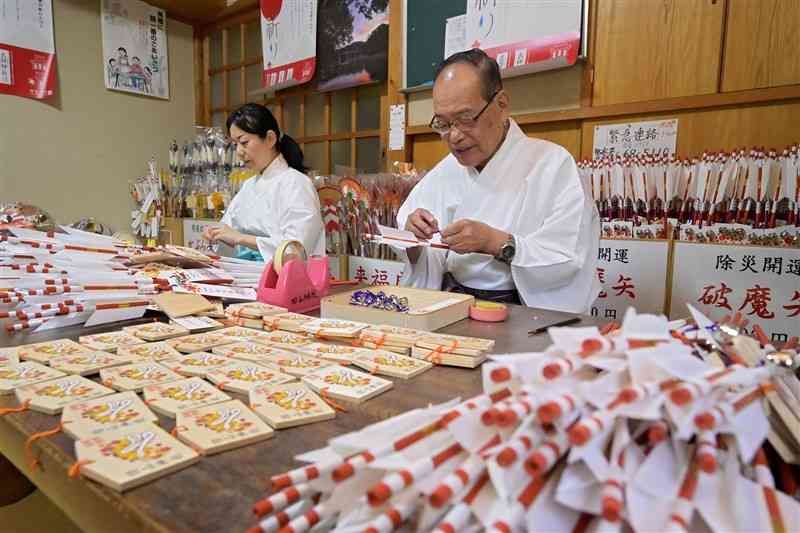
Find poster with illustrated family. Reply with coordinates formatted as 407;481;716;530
101;0;169;99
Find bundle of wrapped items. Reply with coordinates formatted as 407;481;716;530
411;333;495;369
578;144;799;246
248;307;800;533
357;325;427;355
0;226;267;333
226;302;288;329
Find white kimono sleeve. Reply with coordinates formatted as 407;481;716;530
395;173;449;291
511;157;600;312
254;176;325;260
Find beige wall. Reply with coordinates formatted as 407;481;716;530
407;64;584;127
0;0;196;234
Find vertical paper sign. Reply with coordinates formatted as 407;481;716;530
0;0;56;100
389;104;406;151
593;119;678;160
261;0;317;90
671;243;800;343
591;239;670;322
349;256;404;287
465;0;581;76
101;0;169;99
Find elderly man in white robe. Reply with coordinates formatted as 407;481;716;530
396;49;599;313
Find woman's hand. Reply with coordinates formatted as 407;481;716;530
204;224;242;247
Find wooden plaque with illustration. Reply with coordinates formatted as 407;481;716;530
142;377;230;419
73;421;200;492
175;399;274;455
250;382;335;429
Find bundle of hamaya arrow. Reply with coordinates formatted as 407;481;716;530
249;307;800;533
0;226;265;332
578;144;799;245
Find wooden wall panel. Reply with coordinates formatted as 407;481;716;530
412;134;449;171
521;121;582;161
580;100;800;160
593;0;724;106
412;122;582;170
722;0;800;92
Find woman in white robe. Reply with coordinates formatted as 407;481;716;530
203;103;325;261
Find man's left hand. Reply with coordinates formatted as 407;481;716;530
441;219;508;256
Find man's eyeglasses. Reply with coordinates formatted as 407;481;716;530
429;90;499;135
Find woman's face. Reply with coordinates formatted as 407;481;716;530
230;124;276;172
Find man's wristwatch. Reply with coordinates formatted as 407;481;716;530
495;234;516;264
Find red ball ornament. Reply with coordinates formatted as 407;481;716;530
261;0;283;21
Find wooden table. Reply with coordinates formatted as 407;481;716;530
0;307;602;533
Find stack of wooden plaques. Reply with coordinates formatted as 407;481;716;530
262;312;315;333
357;324;427;355
352;349;433;379
411;333;495;368
225;302;287;329
301;365;393;404
299;318;369;341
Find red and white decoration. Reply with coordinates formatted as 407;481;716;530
260;0;317;90
466;0;581;77
0;0;56;100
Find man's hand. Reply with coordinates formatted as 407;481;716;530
441;219;509;256
404;208;440;240
203;224;242;247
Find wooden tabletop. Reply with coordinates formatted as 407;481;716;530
0;307;602;533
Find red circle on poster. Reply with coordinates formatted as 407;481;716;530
261;0;283;20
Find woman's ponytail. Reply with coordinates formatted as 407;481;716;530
277;134;307;173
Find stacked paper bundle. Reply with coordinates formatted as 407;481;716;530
0;226;269;333
411;333;495;368
358;324;427;355
249;307;800;533
226;302;288;329
578;144;799;246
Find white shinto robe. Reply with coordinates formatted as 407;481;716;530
396;120;600;313
220;154;326;260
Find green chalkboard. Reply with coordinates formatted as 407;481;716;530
404;0;467;90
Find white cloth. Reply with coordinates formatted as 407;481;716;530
220;154;325;261
396;120;600;313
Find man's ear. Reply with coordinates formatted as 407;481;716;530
496;89;510;111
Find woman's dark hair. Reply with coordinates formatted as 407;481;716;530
226;103;306;173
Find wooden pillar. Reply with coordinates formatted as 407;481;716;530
381;0;410;170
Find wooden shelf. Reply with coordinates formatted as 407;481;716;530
146;0;257;25
406;84;800;136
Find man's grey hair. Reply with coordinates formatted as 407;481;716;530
434;48;503;102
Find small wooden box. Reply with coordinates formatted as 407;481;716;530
320;287;474;332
